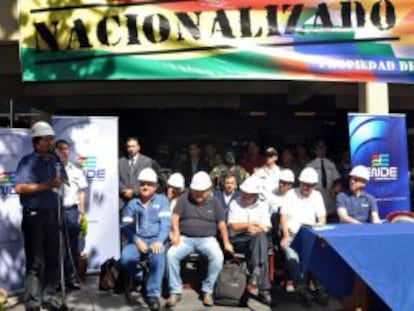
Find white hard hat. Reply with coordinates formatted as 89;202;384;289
190;171;212;191
299;167;318;184
280;169;295;183
137;168;158;183
240;176;261;194
30;121;55;137
167;173;185;189
349;165;370;182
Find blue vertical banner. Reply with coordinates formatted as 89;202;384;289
348;113;411;218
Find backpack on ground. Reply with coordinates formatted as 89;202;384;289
214;259;248;306
99;257;119;291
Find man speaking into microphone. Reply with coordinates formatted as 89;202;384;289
14;121;66;311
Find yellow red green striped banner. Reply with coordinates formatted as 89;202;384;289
20;0;414;82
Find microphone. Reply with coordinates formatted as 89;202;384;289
53;148;70;186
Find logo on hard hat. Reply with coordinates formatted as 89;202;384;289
0;171;17;196
370;153;397;181
76;155;105;181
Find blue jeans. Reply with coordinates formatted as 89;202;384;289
64;206;80;284
119;238;166;298
167;236;223;294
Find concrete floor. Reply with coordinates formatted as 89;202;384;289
4;276;343;311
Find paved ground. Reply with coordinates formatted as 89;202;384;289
4;276;343;311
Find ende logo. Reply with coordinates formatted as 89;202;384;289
370;153;398;181
0;171;17;195
76;156;106;181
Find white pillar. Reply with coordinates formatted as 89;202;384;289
358;82;389;114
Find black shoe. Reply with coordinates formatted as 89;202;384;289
147;297;160;311
296;287;313;308
66;282;81;290
42;299;62;311
313;288;330;306
26;306;41;311
258;290;272;306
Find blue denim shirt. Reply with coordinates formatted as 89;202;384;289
14;152;64;210
121;193;171;243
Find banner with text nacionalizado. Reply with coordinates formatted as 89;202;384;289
20;0;414;82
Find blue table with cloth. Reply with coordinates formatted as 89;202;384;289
291;223;414;310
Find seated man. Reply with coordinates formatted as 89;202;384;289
336;165;381;224
166;171;234;307
228;176;272;306
120;168;171;311
280;167;328;307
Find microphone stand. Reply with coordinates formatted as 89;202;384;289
55;160;69;311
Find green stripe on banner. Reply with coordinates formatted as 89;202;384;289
21;48;283;81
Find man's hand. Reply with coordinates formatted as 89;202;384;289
122;189;134;200
135;239;149;253
280;236;290;249
224;241;234;255
171;233;181;246
49;177;64;189
150;241;164;254
247;224;262;235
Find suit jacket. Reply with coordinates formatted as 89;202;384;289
119;153;153;208
180;159;210;187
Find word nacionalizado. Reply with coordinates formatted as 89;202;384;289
32;0;396;51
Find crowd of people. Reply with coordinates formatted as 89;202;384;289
13;121;380;311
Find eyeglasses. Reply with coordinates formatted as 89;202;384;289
350;176;366;183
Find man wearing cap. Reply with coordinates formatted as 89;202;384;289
166;171;234;307
307;140;340;220
120;168;171;311
279;167;328;307
253;147;281;199
119;137;153;210
55;139;88;290
14;121;66;311
336;165;381;224
228;176;272;306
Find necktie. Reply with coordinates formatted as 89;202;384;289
129;158;134;173
321;158;327;188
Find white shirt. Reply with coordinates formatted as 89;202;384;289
307;157;340;190
228;197;271;228
254;165;281;198
63;162;88;207
223;192;234;205
281;188;326;236
267;192;284;214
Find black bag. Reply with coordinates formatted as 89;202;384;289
99;257;119;291
214;260;248;306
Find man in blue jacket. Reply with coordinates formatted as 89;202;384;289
120;168;171;311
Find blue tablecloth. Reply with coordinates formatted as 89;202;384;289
291;223;414;311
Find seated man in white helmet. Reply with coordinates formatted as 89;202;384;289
166;171;234;307
120;168;171;311
166;172;185;212
336;165;381;224
280;167;329;308
228;176;272;306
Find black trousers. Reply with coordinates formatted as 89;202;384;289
22;208;59;309
231;232;271;291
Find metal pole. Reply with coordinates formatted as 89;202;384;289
9;98;14;128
